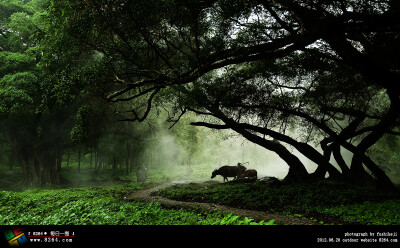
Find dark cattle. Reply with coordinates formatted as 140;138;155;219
211;164;247;182
237;163;247;173
239;169;257;179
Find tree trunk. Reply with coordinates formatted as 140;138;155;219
112;153;117;176
126;144;131;175
77;149;81;173
94;149;98;172
89;151;93;168
349;153;377;187
217;118;343;180
229;126;310;182
12;145;62;186
361;155;393;189
2;120;66;186
332;144;350;176
348;94;399;188
8;154;13;169
66;153;70;167
325;35;399;188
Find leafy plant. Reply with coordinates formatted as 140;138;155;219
0;185;274;225
158;180;400;225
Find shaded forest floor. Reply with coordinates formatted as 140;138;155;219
156;179;400;225
0;166;274;225
1;165;400;225
126;181;317;225
0;179;273;225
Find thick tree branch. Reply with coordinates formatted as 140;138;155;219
190;122;229;129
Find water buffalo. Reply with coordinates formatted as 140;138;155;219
211;164;247;182
239;169;257;179
236;162;247;173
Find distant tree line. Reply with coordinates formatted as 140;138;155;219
0;0;200;186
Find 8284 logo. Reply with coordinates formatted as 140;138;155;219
3;227;28;247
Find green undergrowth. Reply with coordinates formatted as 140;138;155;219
157;180;400;225
0;183;274;225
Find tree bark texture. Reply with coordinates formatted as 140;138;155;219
3;124;63;186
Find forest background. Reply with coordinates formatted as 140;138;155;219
1;0;400;226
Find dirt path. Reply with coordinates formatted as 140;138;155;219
126;181;319;225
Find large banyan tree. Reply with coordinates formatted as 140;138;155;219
49;0;400;187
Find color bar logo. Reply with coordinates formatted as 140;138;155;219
4;227;28;247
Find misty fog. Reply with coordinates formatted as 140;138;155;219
139;116;368;183
139;121;308;181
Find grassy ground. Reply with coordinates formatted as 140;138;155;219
158;180;400;225
2;163;399;225
0;164;273;225
0;184;274;225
